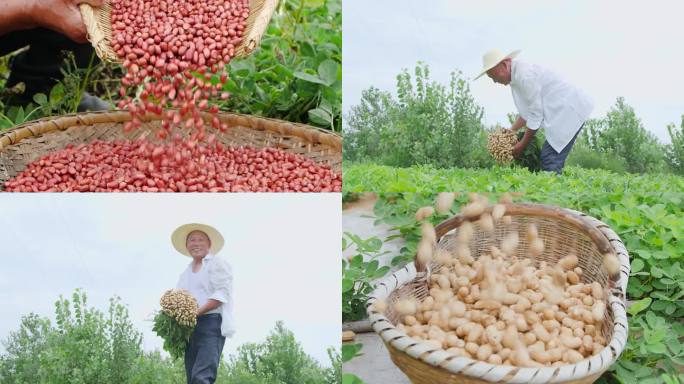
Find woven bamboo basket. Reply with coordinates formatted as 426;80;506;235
367;203;630;384
79;0;279;62
0;111;341;189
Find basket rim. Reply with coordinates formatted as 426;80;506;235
367;203;630;384
0;110;342;152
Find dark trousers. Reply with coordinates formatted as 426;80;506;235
185;314;226;384
540;124;584;175
0;28;97;104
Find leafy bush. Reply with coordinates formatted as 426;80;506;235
0;289;142;384
344;62;491;168
666;115;684;175
222;321;337;384
219;0;341;131
566;142;628;173
1;290;338;384
581;98;668;174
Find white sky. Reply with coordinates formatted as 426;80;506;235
0;194;340;367
342;0;684;144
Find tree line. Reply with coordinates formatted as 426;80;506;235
0;289;339;384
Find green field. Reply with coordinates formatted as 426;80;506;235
343;163;684;194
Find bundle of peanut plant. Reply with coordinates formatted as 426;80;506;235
487;128;518;165
152;289;198;359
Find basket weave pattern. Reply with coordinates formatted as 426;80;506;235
368;204;630;384
0;111;341;188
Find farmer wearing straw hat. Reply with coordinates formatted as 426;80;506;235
475;49;593;174
172;223;235;384
0;0;109;110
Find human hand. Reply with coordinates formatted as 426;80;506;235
27;0;103;43
512;141;525;159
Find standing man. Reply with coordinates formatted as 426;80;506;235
172;223;235;384
475;49;593;174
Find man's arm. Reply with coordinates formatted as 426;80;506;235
0;0;102;43
513;128;537;159
197;299;223;316
510;116;526;133
204;257;232;317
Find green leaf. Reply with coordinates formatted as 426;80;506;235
49;83;65;105
304;0;325;8
631;258;645;273
365;260;378;276
342;278;354;293
646;342;667;354
33;93;48;106
341;343;363;362
342;374;365;384
374;266;390;279
317;59;339;86
308;108;332;127
628;298;652;316
293;71;327;85
651;266;664;278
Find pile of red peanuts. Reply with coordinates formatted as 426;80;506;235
4;139;342;192
111;0;249;137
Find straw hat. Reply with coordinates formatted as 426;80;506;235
171;223;225;257
474;49;521;80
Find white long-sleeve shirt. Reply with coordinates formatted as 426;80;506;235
176;254;235;338
510;60;594;152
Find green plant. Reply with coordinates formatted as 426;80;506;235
343;163;684;194
342;233;390;322
151;311;194;360
566;142;628;173
515;129;541;172
581;98;668;174
0;101;43;130
223;321;334;384
0;52;117;131
0;289;143;384
219;0;341;131
344;62;491;168
666;115;684;175
341;344;365;384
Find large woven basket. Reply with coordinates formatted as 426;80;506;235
79;0;279;62
0;111;341;189
367;203;630;384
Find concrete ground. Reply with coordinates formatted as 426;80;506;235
343;194;410;383
343;333;411;384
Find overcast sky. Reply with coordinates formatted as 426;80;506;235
343;0;684;144
0;194;340;367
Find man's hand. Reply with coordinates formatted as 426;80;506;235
512;141;525;159
21;0;102;43
509;116;527;133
